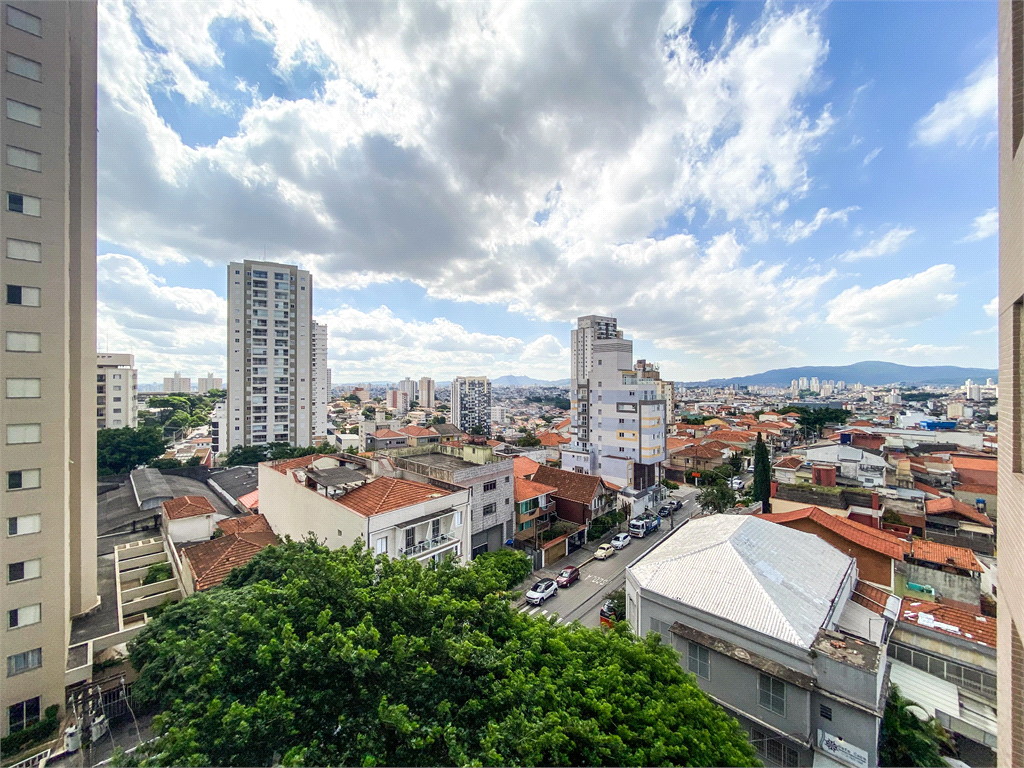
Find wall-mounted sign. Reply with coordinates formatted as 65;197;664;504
817;729;868;768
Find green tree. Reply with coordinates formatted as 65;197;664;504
752;433;771;511
128;540;758;768
429;415;446;425
206;388;227;399
361;407;376;419
471;549;533;590
879;685;952;767
165;410;192;431
728;452;744;474
344;446;358;455
788;406;849;437
697;482;737;515
148;458;182;470
661;478;679;490
222;445;272;466
97;426;169;476
516;432;541;447
468;425;487;436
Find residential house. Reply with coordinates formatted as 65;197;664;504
772;456;808;485
366;428;409;451
399;425;441;447
530;464;611;546
800;444;889;488
536;430;570;464
627;516;890;768
901;539;985;610
664;444;727;482
177;515;277;594
924;497;995;556
161;496;218;544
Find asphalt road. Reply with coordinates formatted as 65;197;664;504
517;488;699;628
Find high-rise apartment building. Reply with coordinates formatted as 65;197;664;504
998;7;1024;762
563;316;666;510
418;376;435;408
398;376;417;404
96;353;137;429
799;376;809;390
196;372;222;394
809;376;820;393
386;387;409;415
635;359;674;423
0;0;99;737
450;376;491;434
311;321;328;441
163;371;190;393
226;260;313;450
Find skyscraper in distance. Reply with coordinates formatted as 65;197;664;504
451;376;491;434
419;376;435;408
311;321;328;441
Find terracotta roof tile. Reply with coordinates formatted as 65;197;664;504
914;481;943;497
512;456;541;478
925;496;993;527
373;428;406;439
237;489;259;511
902;539;984;572
337;476;450;517
851;581;891;615
531;465;604;505
162;496;217;520
269;455;321;475
899;598;996;647
949;456;998;473
182;531;278;591
755;506;906;561
537;432;570;447
954;483;997;496
676;444;727;459
773;456;804;470
217;513;272;536
514;476;558;503
399;425;436;437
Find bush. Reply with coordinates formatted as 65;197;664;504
588;510;623;540
0;704;59;758
142;562;173;585
661;479;679;490
472;549;533;590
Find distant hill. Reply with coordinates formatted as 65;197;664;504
681;361;998;388
492;375;570;387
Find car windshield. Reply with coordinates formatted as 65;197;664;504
531;582;546;591
559;569;573;577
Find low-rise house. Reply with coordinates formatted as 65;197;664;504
531;465;612;535
178;527;277;594
665;443;727;481
772;455;807;485
536;430;570;464
259;455;472;563
901;539;984;609
924;497;995;555
801;444;888;488
399;425;441;447
626;516;891;768
162;496;218;544
367;428;409;451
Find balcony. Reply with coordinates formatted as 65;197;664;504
399;532;456;556
514;518;551;541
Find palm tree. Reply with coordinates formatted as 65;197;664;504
879;684;953;767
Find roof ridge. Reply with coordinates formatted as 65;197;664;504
728;526;805;647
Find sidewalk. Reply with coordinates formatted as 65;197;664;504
510;540;604;607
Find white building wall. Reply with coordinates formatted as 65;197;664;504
97;353;138;429
311;322;328;440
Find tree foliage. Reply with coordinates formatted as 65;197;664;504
516;433;542;447
470;549;533;591
129;540;758;767
696;482;737;515
787;406;849;436
98;426;169;476
752;433;771;511
222;441;339;467
878;685;951;767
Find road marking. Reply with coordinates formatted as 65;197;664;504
541;609;549;616
528;606;541;615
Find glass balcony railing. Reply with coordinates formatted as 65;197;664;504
400;532;456;556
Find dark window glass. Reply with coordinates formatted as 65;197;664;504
7;193;23;213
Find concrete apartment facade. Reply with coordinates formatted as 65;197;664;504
419;376;435;408
563;315;666;512
196;372;222;394
998;4;1024;763
226;260;314;451
0;0;99;737
96;353;137;429
163;371;190;393
311;321;328;441
451;375;491;434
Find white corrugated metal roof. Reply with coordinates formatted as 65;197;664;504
889;660;960;719
629;516;853;648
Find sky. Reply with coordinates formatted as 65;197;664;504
94;0;999;385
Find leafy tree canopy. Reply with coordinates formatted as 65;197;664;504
879;684;952;767
148;458;182;470
516;433;542;447
696;481;737;515
222;441;340;467
128;540;757;768
786;407;850;435
98;426;168;476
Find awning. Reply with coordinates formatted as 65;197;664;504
888;659;959;719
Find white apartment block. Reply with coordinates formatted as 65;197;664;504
196;372;222;393
163;371;191;393
1;0;99;736
311;321;328;441
451;376;491;434
490;405;509;423
419;376;435;408
387;387;409;415
398;376;417;404
563;316;666;510
227;260;313;450
96;353;137;429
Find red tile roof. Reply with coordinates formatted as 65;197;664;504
237;489;259;511
337;476;450;517
537;432;570;447
512;456;541;478
554;418;571;430
914;481;943;497
514;476;557;503
899;598;996;647
851;581;892;615
676;444;727;459
773;456;804;470
531;465;604;505
925;496;993;527
955;483;997;496
399;425;436;437
902;539;984;572
373;428;406;439
217;513;273;536
162;495;217;520
949;455;997;473
269;454;321;474
182;531;278;591
755;506;906;561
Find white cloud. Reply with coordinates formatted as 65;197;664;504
983;296;998;317
837;226;914;262
825;264;958;335
862;147;881;166
780;206;858;243
914;58;996;146
960;208;998;243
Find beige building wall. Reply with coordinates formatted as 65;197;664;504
0;0;97;737
97;353;138;429
999;3;1024;764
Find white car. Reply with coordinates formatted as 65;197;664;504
611;532;632;550
594;543;615;560
525;578;557;605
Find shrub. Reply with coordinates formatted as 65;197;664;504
142;562;173;585
588;510;623;540
471;549;533;590
0;704;59;758
661;479;680;490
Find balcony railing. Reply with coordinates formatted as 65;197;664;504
400;532;456;557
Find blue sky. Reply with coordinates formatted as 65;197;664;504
94;0;998;384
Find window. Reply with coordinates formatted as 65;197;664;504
749;726;799;767
405;528;416;550
7;469;40;490
6;6;41;35
8;696;40;735
7;514;40;535
6;378;40;398
6;99;40;126
7;285;40;306
6;146;40;172
6;331;40;352
7;424;41;444
7;192;40;216
483;503;496;515
374;537;387;555
7;238;41;262
688;643;710;680
431;519;440;539
6;51;42;80
483;480;497;493
8;603;41;628
8;559;40;582
454;510;463;526
7;648;41;677
759;673;786;716
819;704;832;721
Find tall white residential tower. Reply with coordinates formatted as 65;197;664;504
96;353;138;429
451;376;491;434
311;321;328;441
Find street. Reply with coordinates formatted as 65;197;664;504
514;487;699;628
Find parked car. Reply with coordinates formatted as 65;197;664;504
657;505;672;518
599;599;620;628
556;566;580;588
729;477;745;490
594;543;615;560
671;499;683;511
611;532;632;549
525;578;558;605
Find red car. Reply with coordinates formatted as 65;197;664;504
555;566;580;588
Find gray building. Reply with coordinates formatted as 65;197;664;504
450;376;491;434
626;516;894;768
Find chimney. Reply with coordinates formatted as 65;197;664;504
871;492;880;510
770;480;778;498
